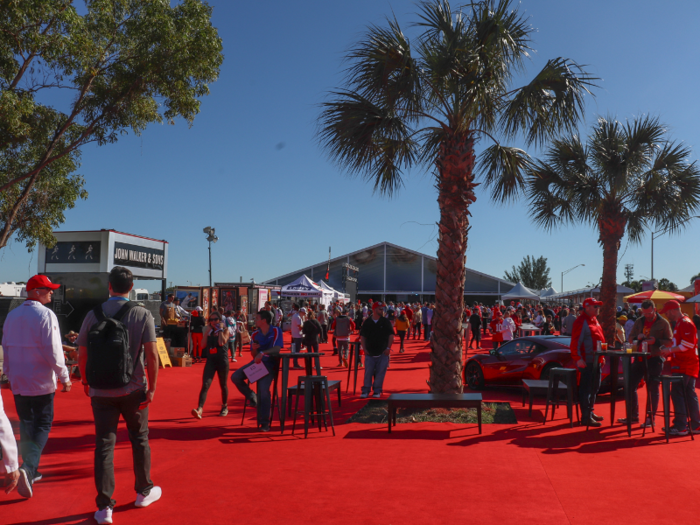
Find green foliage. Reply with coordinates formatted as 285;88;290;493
503;255;552;290
527;116;700;242
657;278;678;292
691;274;700;285
317;0;596;198
0;0;224;249
621;280;643;293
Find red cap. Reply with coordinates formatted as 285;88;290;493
660;300;681;314
582;298;602;308
372;302;382;310
26;274;61;292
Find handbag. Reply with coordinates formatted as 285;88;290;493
239;326;251;345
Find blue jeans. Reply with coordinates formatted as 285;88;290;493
671;374;700;431
13;393;54;481
291;338;303;368
362;353;389;395
423;324;431;341
578;361;601;420
232;360;274;426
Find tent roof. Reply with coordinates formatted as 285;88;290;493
280;275;323;297
501;282;540;300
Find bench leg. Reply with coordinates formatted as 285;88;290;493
477;404;482;434
528;390;534;417
388;404;392;433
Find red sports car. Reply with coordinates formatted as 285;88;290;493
463;336;622;391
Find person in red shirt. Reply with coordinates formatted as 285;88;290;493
660;301;700;436
570;297;606;427
490;311;503;349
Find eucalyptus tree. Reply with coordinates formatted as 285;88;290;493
528;116;700;342
318;0;596;392
0;0;224;250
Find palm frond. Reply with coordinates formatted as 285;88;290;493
500;58;597;147
625;211;648;244
317;90;418;196
345;18;424;117
477;144;532;202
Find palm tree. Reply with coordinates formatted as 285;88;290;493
528;116;700;342
317;0;596;393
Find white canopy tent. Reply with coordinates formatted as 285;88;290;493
281;275;334;308
501;282;541;301
320;281;350;304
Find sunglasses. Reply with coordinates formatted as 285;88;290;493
209;317;220;322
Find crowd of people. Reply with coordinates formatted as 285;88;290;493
2;279;700;523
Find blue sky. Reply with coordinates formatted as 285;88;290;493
2;0;700;292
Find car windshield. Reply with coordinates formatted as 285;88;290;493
549;336;571;346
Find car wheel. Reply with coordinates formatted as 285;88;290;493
465;362;484;390
540;363;558;381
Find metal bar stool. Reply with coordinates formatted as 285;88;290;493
544;368;579;427
291;375;336;438
660;375;696;443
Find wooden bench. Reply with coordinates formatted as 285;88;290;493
386;393;482;434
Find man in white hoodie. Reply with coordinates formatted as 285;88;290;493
2;274;71;498
1;394;20;495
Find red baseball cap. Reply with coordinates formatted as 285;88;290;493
582;298;602;308
660;300;681;314
26;274;61;292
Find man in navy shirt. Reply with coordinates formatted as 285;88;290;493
231;310;282;432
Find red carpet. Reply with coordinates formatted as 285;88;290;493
2;331;700;524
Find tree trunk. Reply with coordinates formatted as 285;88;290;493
598;206;626;345
428;133;477;394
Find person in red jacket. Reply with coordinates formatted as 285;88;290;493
660;301;700;436
570;297;606;427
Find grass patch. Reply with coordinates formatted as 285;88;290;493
347;400;517;425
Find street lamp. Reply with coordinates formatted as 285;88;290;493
561;264;585;293
203;226;218;287
651;216;700;279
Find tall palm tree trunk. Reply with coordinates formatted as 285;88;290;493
598;207;626;344
429;134;477;394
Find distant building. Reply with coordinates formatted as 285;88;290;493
263;241;515;304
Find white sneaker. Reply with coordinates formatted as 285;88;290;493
135;485;162;508
94;507;113;524
17;468;32;498
360;393;369;399
372;393;382;398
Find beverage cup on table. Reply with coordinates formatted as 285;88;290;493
601;342;608;351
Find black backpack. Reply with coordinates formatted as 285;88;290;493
86;302;139;389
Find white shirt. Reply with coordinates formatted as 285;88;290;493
2;300;70;396
291;312;303;338
499;317;516;341
0;394;18;474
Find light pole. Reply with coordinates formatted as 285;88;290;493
203;226;218;287
561;264;585;293
651;216;700;279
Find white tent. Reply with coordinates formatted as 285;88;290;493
281;275;324;298
540;287;558;298
320;281;350;304
501;282;541;301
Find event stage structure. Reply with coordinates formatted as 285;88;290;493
263;242;516;304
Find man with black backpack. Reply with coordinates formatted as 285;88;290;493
77;267;161;525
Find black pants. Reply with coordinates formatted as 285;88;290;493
413;323;421;339
13;393;54;481
197;352;230;408
397;330;406;349
579;361;602;420
321;324;328;343
469;327;481;347
91;389;153;510
482;320;489;335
